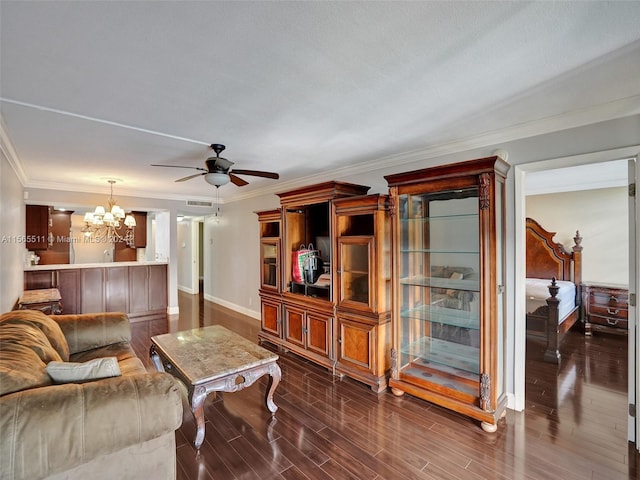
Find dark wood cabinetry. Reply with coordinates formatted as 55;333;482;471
25;206;73;264
114;211;147;261
385;156;510;432
257;210;283;344
24;268;80;314
583;283;628;335
24;264;167;320
25;205;50;250
257;182;376;378
332;194;392;392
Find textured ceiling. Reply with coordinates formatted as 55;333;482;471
1;1;640;205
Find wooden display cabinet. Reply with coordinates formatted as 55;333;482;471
257;181;370;373
332;194;392;392
385;156;510;432
257;209;283;344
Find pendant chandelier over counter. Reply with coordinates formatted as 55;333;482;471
82;180;136;247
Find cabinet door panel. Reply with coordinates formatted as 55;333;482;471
81;268;105;313
339;318;373;370
26;205;49;250
129;266;149;313
25;271;55;290
307;312;331;357
106;266;128;312
284;307;305;347
148;265;167;311
57;269;80;314
261;299;281;337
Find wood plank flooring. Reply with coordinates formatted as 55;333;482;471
130;292;640;479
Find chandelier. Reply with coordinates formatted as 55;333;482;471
82;180;136;247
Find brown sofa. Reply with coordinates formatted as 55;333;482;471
0;309;183;480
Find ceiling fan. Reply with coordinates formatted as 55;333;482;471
151;144;279;187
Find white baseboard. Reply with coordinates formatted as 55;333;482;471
203;294;261;320
178;285;197;295
166;305;179;315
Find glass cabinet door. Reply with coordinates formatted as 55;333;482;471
337;237;372;309
260;239;280;290
397;186;480;398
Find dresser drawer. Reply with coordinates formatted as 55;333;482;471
589;304;628;320
589;291;628;310
589;313;628;329
582;283;629;334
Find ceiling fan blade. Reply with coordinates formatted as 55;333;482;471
151;164;207;172
230;169;279;179
229;173;249;186
175;173;205;183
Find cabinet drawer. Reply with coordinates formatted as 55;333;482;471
589;313;628;329
589;292;628;309
589;304;628;320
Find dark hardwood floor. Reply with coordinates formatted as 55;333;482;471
130;292;640;479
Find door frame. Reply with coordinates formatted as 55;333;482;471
628;156;638;448
513;145;640;417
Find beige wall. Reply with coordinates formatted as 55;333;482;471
526;186;628;285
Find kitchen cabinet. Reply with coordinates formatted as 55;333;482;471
25;205;49;250
24;263;167;321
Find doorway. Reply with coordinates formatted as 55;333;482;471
514;145;639;445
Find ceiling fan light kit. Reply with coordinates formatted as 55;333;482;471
205;172;230;187
151;143;279;188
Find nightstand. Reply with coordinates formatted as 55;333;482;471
582;283;628;336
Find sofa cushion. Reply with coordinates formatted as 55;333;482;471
0;310;70;361
0;342;53;396
46;357;122;384
0;321;62;364
70;341;148;376
52;312;130;355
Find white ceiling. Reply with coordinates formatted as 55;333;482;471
2;1;640;205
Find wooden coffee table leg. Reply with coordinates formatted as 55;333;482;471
191;386;208;449
265;362;281;414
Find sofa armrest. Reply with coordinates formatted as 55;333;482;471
51;312;131;354
0;372;183;480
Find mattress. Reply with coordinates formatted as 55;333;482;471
526;278;576;323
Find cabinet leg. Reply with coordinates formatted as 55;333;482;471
391;387;405;397
481;421;497;433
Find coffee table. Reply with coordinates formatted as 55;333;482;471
149;325;281;449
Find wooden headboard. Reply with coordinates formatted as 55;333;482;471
525;218;582;285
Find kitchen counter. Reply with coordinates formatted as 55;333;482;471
24;260;168;271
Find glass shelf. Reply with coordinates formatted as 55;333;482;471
400;336;479;375
400;304;479;330
399;275;479;291
395;186;480;397
399;212;478;221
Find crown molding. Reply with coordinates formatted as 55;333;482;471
10;94;640;206
0;115;27;185
226;95;640;203
22;179;218;205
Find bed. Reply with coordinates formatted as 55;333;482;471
525;217;583;364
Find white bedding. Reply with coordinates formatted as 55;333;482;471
526;278;576;322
